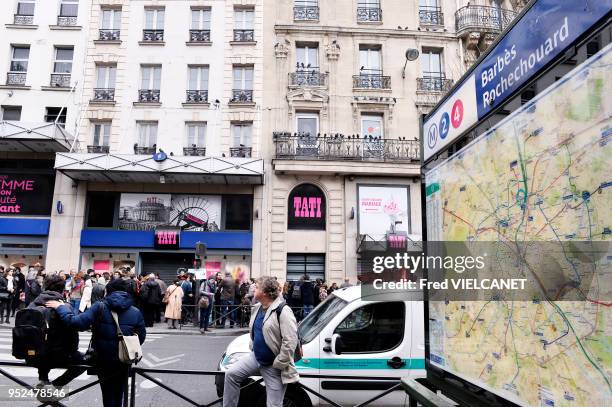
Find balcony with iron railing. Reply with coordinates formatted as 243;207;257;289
13;14;34;25
57;15;78;26
186;90;208;103
142;29;164;42
417;75;453;93
294;2;319;21
273;132;419;162
353;72;391;89
455;5;517;37
6;72;27;86
134;144;156;155
230;146;252;158
357;6;382;22
92;88;115;102
138;89;161;103
289;69;327;87
233;29;255;42
183;146;206;156
99;29;120;41
230;89;254;104
50;73;71;88
189;29;211;43
419;6;444;26
87;145;110;154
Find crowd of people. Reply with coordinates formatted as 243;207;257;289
282;275;353;319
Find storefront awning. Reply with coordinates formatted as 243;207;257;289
54;153;264;184
0;121;74;152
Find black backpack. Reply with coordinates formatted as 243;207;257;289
12;306;52;364
275;303;303;363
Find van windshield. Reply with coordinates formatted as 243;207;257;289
298;295;347;344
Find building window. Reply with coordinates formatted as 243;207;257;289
144;8;164;30
233;9;254;41
357;0;382;22
16;0;35;17
296;43;319;70
10;46;29;72
296;112;319;136
53;47;74;74
137;122;158;148
288;183;326;230
45;107;67;127
294;0;319;21
334;302;405;353
231;66;254;102
186;122;206;147
359;46;382;75
100;8;121;40
361;114;383;138
191;8;211;30
96;65;116;89
419;0;443;25
188;66;209;91
520;84;536;105
141;66;161;90
223;195;252;231
421;49;443;78
231;123;252;147
92;122;111;146
286;254;325;281
1;106;22;121
59;0;78;16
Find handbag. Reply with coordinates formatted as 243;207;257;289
0;292;9;300
198;295;210;309
110;310;143;365
162;286;175;304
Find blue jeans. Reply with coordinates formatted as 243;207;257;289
220;299;235;327
70;299;81;314
199;306;211;330
303;304;314;317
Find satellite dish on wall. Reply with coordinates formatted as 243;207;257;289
405;49;419;61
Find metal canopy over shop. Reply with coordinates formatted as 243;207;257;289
0;121;74;152
54;153;264;184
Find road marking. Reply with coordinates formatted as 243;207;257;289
140;377;163;389
148;353;184;363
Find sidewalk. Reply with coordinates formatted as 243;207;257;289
0;318;248;337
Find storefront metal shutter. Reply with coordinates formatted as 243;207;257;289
140;252;194;285
286;254;325;282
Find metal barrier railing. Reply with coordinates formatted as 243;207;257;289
175;304;310;329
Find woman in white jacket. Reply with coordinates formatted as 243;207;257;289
79;276;93;313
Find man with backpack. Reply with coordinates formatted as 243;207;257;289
223;276;299;407
13;274;86;388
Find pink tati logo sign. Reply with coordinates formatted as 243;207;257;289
0;176;35;213
157;231;178;246
293;196;322;218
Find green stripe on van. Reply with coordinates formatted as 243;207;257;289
295;358;425;370
426;182;440;197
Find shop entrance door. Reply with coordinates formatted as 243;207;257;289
140;252;194;285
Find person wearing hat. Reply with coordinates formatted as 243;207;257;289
46;277;146;407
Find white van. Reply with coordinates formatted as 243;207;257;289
216;286;425;407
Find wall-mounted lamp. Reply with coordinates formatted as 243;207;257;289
402;48;420;79
242;255;246;260
223;255;227;260
350;207;355;219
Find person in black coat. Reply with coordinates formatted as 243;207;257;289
46;278;146;407
300;274;315;317
11;267;25;316
140;274;162;328
0;272;9;323
29;275;86;386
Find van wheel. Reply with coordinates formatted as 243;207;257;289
255;385;312;407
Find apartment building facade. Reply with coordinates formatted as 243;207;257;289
0;0;89;269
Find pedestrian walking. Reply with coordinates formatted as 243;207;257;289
46;278;146;407
223;276;299;407
140;274;162;328
198;277;214;333
219;272;236;328
69;271;85;313
164;280;183;329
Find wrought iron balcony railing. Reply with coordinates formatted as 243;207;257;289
183;146;206;156
357;7;382;22
6;72;27;86
14;14;34;25
134;144;156;155
233;29;254;42
186;90;208;103
50;73;71;88
92;88;115;102
289;70;327;87
419;6;444;25
294;6;319;21
273;133;419;161
353;74;391;89
138;89;161;103
455;5;517;36
189;29;211;42
230;89;254;103
88;145;110;153
142;29;164;42
99;29;120;41
230;146;252;158
417;76;453;92
57;15;78;26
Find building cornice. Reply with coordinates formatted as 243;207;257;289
274;24;457;41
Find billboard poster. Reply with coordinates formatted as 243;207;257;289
358;185;409;240
0;174;55;216
205;261;222;279
225;261;250;282
118;193;221;231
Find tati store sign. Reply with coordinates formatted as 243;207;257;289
287;184;326;230
154;227;180;250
